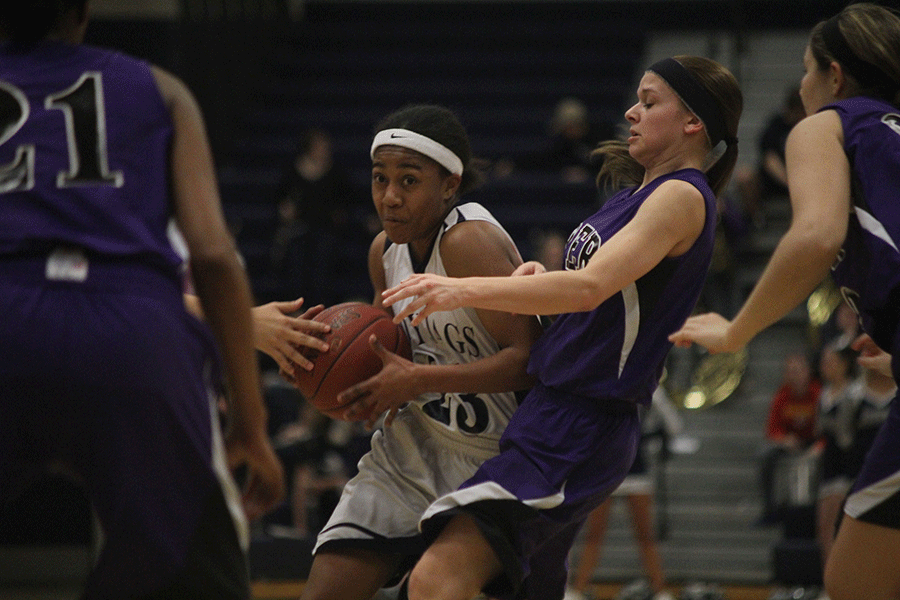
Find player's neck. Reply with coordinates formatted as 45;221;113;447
48;11;89;45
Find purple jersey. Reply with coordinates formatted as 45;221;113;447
0;41;179;273
822;98;900;529
823;98;900;377
527;168;717;406
0;41;250;597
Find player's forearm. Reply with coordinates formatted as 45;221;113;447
461;269;606;316
412;346;535;395
729;226;837;347
190;253;267;437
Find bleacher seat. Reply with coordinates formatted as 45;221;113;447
216;2;646;297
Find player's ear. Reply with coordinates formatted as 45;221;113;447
829;60;850;97
684;114;704;137
442;173;461;202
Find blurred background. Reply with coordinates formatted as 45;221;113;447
0;1;863;599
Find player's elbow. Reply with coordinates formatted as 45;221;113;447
507;347;538;390
819;232;844;259
570;277;606;312
794;225;844;264
791;211;846;256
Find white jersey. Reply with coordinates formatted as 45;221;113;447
313;202;525;554
383;202;522;450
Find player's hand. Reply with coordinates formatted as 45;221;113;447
252;298;329;375
382;274;465;326
338;334;418;430
511;261;546;277
668;312;742;354
851;333;894;378
225;429;285;521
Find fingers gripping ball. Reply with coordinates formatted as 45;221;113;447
295;302;411;419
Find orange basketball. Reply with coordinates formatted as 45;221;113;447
294;302;411;420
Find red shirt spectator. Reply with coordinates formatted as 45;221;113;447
766;353;821;447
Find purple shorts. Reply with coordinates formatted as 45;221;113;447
420;383;641;600
845;392;900;529
0;254;248;599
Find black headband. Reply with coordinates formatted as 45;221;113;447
822;15;899;98
647;57;735;147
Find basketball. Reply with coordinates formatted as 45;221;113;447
294;302;412;419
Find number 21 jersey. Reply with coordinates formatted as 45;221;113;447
0;40;180;273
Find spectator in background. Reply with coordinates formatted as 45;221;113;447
734;85;805;227
496;97;615;183
271;128;375;305
813;345;862;568
275;128;355;234
758;352;821;525
265;397;372;539
819;301;861;353
530;228;568;272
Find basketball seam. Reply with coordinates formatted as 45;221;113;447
309;313;389;405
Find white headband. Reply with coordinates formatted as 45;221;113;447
370;128;464;176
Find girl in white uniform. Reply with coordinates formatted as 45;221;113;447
298;104;542;600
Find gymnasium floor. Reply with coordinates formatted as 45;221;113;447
0;580;781;600
250;580;780;600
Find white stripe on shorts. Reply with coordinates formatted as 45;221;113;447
208;384;249;551
420;480;566;529
844;468;900;520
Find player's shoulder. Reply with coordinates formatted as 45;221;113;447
441;208;514;256
653;176;704;198
149;65;197;113
440;208;520;278
370;231;391;258
644;176;707;220
789;109;843;144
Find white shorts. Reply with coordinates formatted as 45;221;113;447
314;405;499;554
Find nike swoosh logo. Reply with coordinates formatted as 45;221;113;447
390;133;406;138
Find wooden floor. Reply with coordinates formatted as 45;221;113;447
251;580;780;600
0;579;786;599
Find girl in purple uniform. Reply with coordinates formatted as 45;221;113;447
383;56;742;600
671;4;900;600
0;2;284;598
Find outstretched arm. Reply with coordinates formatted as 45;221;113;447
670;112;850;353
250;299;330;375
185;294;332;376
383;179;706;325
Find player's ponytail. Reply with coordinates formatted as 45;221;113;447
592;140;643;191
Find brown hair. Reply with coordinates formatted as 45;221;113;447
592;55;743;198
808;3;900;107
